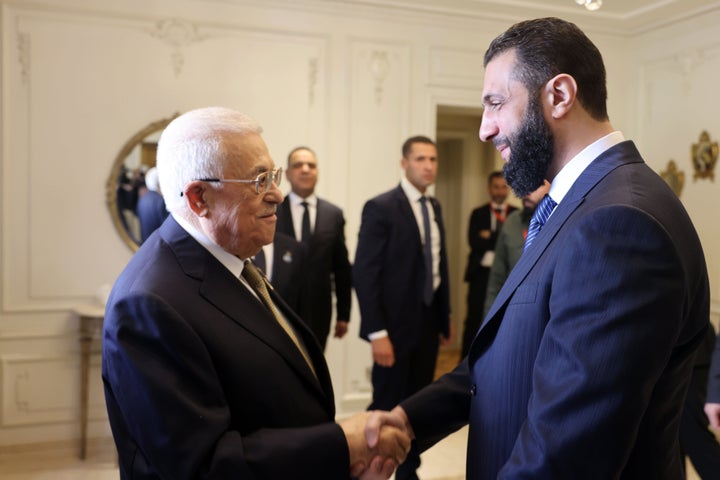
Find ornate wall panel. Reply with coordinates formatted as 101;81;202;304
428;47;484;88
1;354;104;426
1;5;328;312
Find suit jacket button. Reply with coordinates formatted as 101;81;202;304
470;384;477;396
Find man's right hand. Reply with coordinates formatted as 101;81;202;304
342;411;410;478
365;406;415;450
371;337;395;367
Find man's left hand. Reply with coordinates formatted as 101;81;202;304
335;320;349;338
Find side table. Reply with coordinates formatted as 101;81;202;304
72;304;105;459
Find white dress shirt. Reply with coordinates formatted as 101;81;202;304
287;191;317;242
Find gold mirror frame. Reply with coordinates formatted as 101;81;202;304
106;113;180;252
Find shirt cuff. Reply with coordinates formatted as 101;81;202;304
368;329;389;341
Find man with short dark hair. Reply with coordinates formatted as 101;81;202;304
354;135;452;480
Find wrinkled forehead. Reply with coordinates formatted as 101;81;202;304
223;132;274;176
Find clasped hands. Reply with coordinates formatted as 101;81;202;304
341;407;414;479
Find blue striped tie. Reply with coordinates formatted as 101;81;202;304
524;194;557;251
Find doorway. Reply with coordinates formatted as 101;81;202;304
433;105;514;353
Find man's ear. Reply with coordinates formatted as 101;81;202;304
543;73;577;119
184;182;209;217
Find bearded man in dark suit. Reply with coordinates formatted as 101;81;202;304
365;18;710;479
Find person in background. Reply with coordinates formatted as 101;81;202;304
365;17;710;479
102;107;409;480
461;171;515;357
482;180;550;318
354;135;452;480
136;166;169;243
680;324;720;478
276;146;352;350
253;231;307;316
705;327;720;430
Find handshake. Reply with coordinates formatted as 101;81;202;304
341;407;414;479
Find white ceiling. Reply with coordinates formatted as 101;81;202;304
330;0;720;35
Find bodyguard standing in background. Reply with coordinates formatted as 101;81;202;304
461;171;515;357
276;146;353;350
354;135;452;480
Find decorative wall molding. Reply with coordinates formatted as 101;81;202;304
428;47;484;89
16;31;30;86
148;18;207;76
308;57;318;105
1;354;105;427
368;50;390;104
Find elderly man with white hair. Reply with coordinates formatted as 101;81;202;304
102;107;409;480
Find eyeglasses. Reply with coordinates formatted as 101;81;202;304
193;167;283;195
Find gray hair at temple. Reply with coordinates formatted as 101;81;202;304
156;107;263;213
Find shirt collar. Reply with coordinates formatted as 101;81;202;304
288;191;317;207
400;175;427;203
171;212;246;278
549;131;625;204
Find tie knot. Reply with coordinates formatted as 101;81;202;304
301;201;309;208
242;261;265;290
536;194;557;223
523;194;557;251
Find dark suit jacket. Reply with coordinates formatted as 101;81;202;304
464;203;517;281
402;141;710;479
102;216;349;479
276;196;352;346
266;231;307;316
353;185;450;354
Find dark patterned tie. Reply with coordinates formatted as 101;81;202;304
524;194;557;251
419;197;434;305
301;201;311;243
242;261;317;379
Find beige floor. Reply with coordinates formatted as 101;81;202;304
0;426;703;480
0;429;467;480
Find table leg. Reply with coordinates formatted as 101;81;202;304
79;317;92;460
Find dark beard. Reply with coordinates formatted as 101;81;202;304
502;97;554;198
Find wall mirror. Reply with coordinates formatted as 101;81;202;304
106;113;180;252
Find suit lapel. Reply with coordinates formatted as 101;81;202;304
277;197;297;240
476;142;642;354
393;186;423;248
162;218;332;406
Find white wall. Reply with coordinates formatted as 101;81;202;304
630;10;720;331
0;0;717;448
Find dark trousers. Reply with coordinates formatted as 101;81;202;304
461;267;490;358
680;364;720;479
369;301;440;480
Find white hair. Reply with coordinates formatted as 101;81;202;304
144;167;160;192
156;107;263;213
